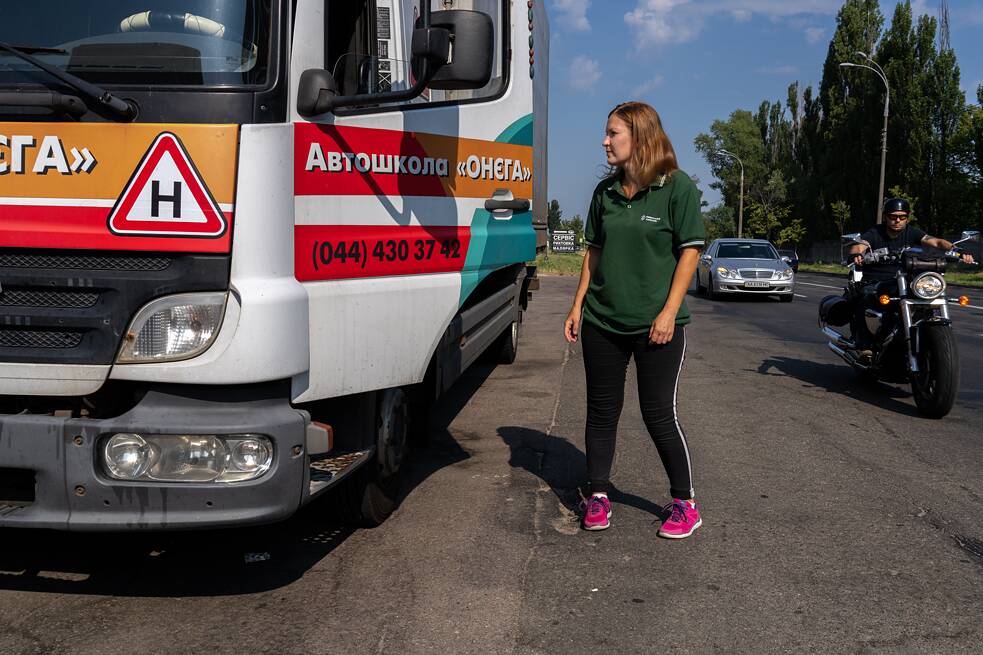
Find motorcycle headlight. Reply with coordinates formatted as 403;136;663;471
117;292;227;363
716;266;738;279
911;272;946;299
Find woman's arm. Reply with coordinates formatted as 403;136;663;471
648;247;701;345
564;246;601;343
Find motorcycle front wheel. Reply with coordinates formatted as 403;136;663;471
911;324;959;419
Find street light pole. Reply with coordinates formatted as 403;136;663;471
717;149;744;238
840;53;890;225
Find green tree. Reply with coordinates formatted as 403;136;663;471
819;0;884;228
562;214;584;243
547;199;563;231
702;204;735;241
831;200;852;237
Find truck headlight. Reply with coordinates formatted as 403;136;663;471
102;433;273;482
911;272;945;299
117;292;227;363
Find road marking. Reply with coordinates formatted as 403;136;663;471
948;301;983;310
797;281;842;290
794;293;808;298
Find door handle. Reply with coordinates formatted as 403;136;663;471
484;198;531;212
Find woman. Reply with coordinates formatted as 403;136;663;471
564;101;705;538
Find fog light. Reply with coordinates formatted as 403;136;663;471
104;433;155;480
959;295;970;306
878;295;891;305
223;437;274;482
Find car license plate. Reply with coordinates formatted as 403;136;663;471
744;281;770;288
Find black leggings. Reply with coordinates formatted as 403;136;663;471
581;320;694;500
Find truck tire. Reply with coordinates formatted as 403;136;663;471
911;324;959;419
338;388;408;526
495;316;520;364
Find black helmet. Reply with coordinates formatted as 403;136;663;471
882;197;910;215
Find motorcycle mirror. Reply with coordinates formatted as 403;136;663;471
841;233;863;245
958;230;980;243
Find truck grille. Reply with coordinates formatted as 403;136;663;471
0;289;99;309
0;330;83;349
0;249;230;366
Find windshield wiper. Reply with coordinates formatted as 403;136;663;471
4;45;68;55
0;41;136;121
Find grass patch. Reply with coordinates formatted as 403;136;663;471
533;251;584;276
799;262;983;287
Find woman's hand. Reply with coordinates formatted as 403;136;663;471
648;310;675;345
564;307;581;343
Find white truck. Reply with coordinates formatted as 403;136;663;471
0;0;548;529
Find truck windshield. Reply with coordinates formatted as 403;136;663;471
0;1;270;87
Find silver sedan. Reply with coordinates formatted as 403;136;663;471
695;238;795;302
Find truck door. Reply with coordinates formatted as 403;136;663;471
290;0;542;402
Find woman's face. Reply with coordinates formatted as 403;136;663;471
603;115;632;168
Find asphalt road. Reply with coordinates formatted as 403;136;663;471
1;273;982;654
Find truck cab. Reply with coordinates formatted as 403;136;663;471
0;0;548;529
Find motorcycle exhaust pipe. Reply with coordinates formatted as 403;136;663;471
822;325;856;349
828;342;870;370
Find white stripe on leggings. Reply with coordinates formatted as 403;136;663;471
672;331;694;497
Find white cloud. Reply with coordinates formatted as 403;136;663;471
805;26;826;43
568;55;602;92
631;75;665;97
552;0;592;32
625;0;840;49
755;65;799;75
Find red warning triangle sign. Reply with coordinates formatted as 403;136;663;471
108;132;227;237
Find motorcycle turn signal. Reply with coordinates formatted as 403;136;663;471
878;295;892;306
958;295;970;306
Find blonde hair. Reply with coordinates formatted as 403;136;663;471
606;101;679;186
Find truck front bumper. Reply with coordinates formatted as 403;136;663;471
0;386;309;530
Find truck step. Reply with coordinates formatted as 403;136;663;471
308;449;373;497
0;502;27;517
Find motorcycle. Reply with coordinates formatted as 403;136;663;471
818;230;980;418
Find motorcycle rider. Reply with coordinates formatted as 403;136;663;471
847;197;975;360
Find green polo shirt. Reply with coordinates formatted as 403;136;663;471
582;170;705;335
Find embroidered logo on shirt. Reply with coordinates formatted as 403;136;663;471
641;215;663;223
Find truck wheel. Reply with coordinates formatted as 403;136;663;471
339;388;408;526
489;312;520;365
911;324;959;419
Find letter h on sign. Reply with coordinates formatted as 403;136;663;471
151;180;182;218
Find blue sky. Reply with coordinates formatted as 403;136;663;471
545;0;983;220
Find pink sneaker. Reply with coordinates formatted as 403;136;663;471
581;495;612;531
658;499;702;539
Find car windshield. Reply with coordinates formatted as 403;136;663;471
717;244;778;260
0;1;270;87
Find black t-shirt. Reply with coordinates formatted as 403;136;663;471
859;224;928;279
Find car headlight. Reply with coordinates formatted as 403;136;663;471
102;433;273;482
777;268;793;280
716;266;739;279
911;272;946;299
117;292;227;363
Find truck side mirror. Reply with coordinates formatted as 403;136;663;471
297;69;339;117
422;10;494;90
